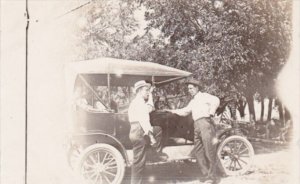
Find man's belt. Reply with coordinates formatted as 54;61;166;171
130;121;140;125
194;116;214;123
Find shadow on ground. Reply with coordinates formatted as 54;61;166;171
251;141;290;154
122;161;202;184
122;141;291;184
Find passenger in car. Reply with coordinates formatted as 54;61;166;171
110;99;118;113
73;86;92;110
128;80;167;184
93;101;107;111
74;87;109;112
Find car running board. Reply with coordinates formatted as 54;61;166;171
126;145;196;166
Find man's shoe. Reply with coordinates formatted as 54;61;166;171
157;152;169;161
220;173;228;178
203;179;214;184
203;178;221;184
148;132;157;146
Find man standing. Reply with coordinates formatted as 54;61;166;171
165;79;222;184
128;80;166;184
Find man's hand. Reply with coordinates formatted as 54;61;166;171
162;109;173;113
148;131;157;146
150;86;156;93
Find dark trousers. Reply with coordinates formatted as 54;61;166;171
129;122;162;184
193;117;223;180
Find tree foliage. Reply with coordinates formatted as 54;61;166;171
139;0;292;120
141;0;291;94
75;0;138;59
74;0;292;121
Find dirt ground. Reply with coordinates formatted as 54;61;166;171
121;142;297;184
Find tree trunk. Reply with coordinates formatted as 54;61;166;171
277;99;284;122
237;99;246;118
267;97;273;121
260;97;265;122
284;107;291;121
246;95;256;122
228;102;237;120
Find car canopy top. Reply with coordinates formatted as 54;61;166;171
64;57;192;113
65;57;192;88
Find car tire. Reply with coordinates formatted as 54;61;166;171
77;143;125;184
217;135;254;176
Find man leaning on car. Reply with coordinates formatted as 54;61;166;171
164;78;225;184
128;80;167;184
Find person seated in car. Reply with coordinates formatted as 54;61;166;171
110;99;118;113
93;100;109;112
73;86;93;111
74;86;109;112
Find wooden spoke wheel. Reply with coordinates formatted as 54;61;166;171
77;144;125;184
217;135;254;176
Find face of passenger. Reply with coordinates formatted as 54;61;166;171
139;86;151;101
188;84;199;97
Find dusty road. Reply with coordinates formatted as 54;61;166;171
122;143;297;184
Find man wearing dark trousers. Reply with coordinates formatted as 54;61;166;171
128;80;166;184
165;78;223;184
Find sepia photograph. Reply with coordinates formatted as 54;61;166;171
1;0;299;184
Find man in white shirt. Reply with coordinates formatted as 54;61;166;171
128;80;166;184
165;79;223;184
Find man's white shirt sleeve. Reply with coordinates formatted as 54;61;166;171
172;101;192;116
171;92;220;120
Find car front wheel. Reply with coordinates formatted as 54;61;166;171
77;143;125;184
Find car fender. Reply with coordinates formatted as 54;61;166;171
70;132;129;165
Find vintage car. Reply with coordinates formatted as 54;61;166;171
65;57;254;184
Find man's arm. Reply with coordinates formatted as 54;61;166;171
137;103;153;134
169;101;192;116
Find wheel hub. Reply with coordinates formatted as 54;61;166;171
94;163;105;173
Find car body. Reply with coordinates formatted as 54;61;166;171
65;57;254;184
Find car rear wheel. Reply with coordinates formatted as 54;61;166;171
77;143;125;184
217;135;254;176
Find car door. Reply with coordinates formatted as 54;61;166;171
150;111;194;146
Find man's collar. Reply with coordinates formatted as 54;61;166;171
135;94;147;102
192;91;201;98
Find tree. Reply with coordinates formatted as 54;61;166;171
140;0;292;121
73;0;292;122
267;97;273;121
237;95;247;118
260;96;265;121
74;0;139;59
